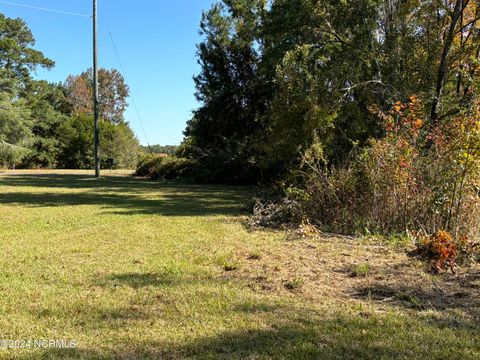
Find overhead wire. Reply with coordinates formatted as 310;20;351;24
108;32;153;154
0;1;90;18
0;1;155;152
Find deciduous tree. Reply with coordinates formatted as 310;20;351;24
64;68;129;124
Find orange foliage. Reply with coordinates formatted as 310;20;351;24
419;231;458;273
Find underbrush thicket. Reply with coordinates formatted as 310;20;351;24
135;154;193;181
135;150;259;184
258;98;480;269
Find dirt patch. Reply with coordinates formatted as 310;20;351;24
229;234;480;321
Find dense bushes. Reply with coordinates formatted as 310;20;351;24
136;147;260;184
135;154;192;180
271;98;480;254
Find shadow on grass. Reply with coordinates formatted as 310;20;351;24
101;272;178;288
96;271;222;289
0;173;149;191
16;304;479;359
0;174;252;193
15;269;480;359
0;174;251;217
353;283;480;324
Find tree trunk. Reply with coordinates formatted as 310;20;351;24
430;0;467;125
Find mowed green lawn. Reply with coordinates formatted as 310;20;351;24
0;171;478;359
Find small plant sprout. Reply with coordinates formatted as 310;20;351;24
284;278;305;290
248;251;262;260
351;263;371;278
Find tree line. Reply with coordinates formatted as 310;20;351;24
174;0;480;185
0;13;139;169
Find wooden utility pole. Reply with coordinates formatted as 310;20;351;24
93;0;100;178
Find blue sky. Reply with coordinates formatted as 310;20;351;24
0;0;216;145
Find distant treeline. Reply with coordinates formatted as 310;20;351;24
141;145;178;155
0;13;139;169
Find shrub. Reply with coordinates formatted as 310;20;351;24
417;230;480;272
256;97;480;261
417;231;458;273
135;154;167;177
151;156;192;180
135;154;193;181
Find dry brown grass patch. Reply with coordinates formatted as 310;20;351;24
228;234;480;320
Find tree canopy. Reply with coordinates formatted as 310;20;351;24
0;13;54;94
0;12;139;169
178;0;480;183
64;68;130;125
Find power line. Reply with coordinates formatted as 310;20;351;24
0;0;90;18
108;32;153;153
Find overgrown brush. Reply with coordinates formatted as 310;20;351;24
135;154;167;177
416;230;480;273
254;97;480;265
135;154;192;180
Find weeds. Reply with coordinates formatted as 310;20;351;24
283;278;305;290
351;263;371;278
222;261;240;272
253;98;480;269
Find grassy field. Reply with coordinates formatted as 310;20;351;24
0;171;478;359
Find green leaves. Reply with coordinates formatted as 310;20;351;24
56;114;139;170
184;0;265;183
0;141;30;167
0;13;138;170
179;0;480;185
0;92;32;147
0;13;54;93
